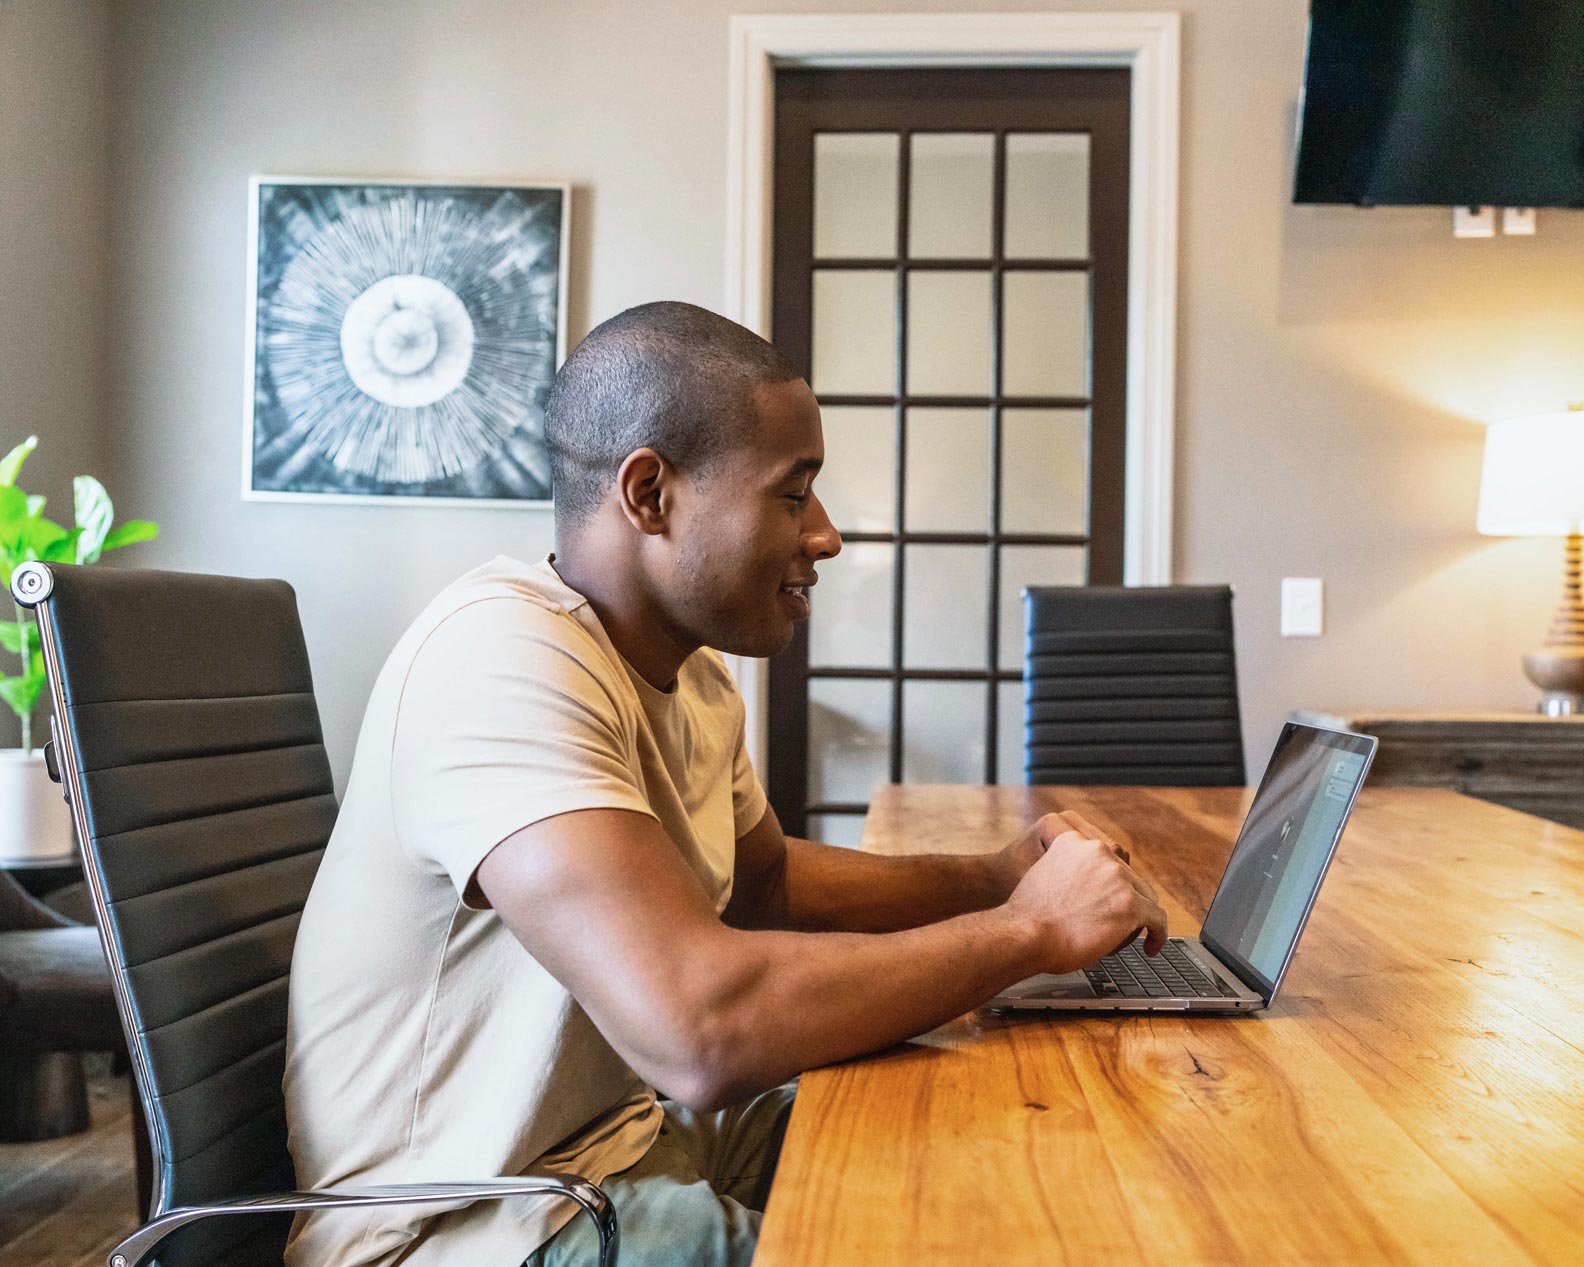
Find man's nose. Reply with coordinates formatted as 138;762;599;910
803;491;842;560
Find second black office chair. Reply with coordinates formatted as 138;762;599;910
1022;585;1246;787
12;560;617;1267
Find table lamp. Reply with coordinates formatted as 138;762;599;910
1477;407;1584;715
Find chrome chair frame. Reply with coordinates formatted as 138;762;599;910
12;561;618;1267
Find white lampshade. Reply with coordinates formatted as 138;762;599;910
1477;411;1584;537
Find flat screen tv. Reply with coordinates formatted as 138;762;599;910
1294;0;1584;207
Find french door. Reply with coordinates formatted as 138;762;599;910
767;67;1131;843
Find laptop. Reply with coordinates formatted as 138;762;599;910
987;722;1376;1014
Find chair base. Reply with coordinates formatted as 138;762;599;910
0;1050;91;1140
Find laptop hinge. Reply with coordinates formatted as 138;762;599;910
1197;930;1270;1001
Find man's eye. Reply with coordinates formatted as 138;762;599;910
785;492;808;504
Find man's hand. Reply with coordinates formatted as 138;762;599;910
986;809;1134;899
1005;815;1167;974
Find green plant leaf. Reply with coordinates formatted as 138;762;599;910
74;475;114;565
23;515;69;559
0;670;44;722
0;620;38;656
101;519;159;553
0;484;27;546
0;436;37;488
25;495;45;517
40;527;82;563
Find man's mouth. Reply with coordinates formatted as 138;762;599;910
778;581;813;619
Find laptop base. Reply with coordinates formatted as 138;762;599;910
985;937;1265;1013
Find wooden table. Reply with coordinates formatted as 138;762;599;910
754;785;1584;1267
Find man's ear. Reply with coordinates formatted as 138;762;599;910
614;448;671;536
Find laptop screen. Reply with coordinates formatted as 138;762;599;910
1199;723;1375;996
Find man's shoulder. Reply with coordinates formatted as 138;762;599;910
408;555;599;649
380;556;627;701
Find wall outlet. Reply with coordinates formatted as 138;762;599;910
1453;206;1495;238
1281;578;1324;637
1502;207;1537;235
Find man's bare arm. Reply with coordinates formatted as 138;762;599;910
724;803;1118;934
477;807;1164;1112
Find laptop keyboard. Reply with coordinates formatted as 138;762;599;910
1084;938;1235;999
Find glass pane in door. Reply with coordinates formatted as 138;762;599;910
812;270;896;395
903;544;988;670
808;678;892;804
907;271;992;396
820;406;897;533
808;542;895;669
908;133;995;258
901;680;987;783
996;679;1026;785
904;408;990;532
1004;133;1089;259
1002;271;1089;397
1001;408;1089;535
814;133;900;258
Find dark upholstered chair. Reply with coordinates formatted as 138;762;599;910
1022;585;1246;787
12;561;617;1267
0;869;122;1139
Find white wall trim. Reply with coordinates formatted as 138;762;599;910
721;12;1182;770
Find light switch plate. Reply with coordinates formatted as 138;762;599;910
1281;578;1324;637
1453;206;1495;238
1502;207;1536;235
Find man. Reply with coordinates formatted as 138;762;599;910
283;302;1166;1267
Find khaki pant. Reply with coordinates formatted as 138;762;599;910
524;1083;797;1267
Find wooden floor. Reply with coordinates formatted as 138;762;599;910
0;1061;140;1267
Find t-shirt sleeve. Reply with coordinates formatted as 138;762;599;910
390;597;655;906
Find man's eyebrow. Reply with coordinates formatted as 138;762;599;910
777;457;824;480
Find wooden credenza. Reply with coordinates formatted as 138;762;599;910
1292;710;1584;830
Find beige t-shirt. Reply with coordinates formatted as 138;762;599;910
283;555;767;1267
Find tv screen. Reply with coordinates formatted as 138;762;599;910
1294;0;1584;207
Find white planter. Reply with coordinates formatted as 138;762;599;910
0;749;76;863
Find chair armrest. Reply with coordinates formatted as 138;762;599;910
107;1173;618;1267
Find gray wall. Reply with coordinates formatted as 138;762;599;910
82;0;1584;787
0;0;111;747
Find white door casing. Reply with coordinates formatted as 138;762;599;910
721;12;1182;772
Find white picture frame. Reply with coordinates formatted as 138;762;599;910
242;176;571;508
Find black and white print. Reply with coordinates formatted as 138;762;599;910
245;179;567;504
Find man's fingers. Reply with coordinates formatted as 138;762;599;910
1136;895;1169;955
1058;810;1129;864
1126;868;1160;904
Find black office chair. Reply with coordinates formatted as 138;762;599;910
1022;585;1245;786
11;561;617;1267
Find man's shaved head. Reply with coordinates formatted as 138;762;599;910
543;301;802;530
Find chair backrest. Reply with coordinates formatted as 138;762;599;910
16;562;336;1265
1022;585;1245;786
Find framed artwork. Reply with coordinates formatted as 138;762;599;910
243;177;569;506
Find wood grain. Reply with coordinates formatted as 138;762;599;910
0;1065;137;1267
753;785;1584;1267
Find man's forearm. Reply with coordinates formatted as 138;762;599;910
692;903;1043;1108
761;835;1010;933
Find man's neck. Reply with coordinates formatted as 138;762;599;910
551;544;694;692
